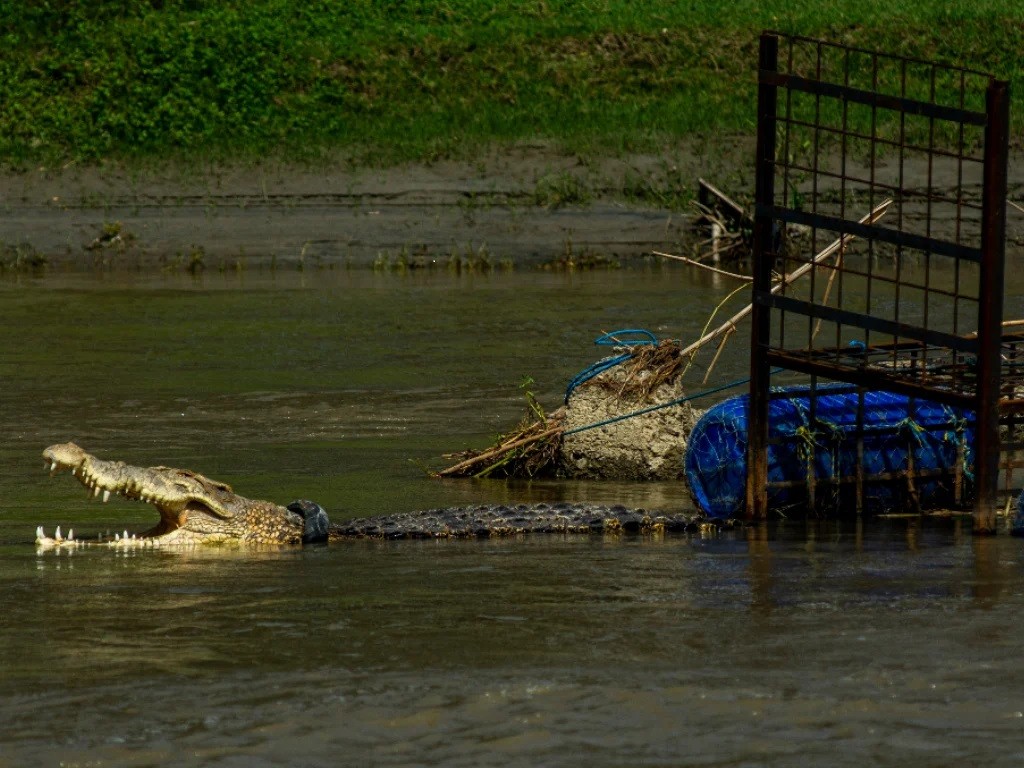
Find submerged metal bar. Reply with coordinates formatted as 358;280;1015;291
747;31;779;520
974;78;1011;533
767;466;960;490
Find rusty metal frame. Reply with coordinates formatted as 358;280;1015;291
747;32;1011;531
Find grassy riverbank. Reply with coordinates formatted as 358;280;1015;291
3;1;1024;168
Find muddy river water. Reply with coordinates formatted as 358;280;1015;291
4;268;1024;766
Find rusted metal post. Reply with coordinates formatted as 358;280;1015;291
746;32;779;519
974;78;1010;534
855;389;866;514
954;421;965;505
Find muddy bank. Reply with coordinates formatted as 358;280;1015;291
5;139;1024;270
0;141;754;270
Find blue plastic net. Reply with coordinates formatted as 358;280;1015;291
685;385;974;518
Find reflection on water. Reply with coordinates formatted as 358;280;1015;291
3;271;1024;766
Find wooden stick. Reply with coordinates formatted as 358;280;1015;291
436;423;563;477
678;198;893;360
811;242;845;342
697;178;749;226
440;419;554;463
964;318;1024;338
652;250;753;281
702;326;735;385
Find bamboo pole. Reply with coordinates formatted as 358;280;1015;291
678;198;893;360
964;317;1024;338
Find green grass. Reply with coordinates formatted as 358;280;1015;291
2;1;1024;167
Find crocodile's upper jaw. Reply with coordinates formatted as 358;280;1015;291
40;442;305;548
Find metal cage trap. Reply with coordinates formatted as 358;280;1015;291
745;32;1012;530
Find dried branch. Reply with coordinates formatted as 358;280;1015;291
678;198;893;361
652;250;753;281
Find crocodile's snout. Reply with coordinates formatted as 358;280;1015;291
43;442;89;473
40;443;309;549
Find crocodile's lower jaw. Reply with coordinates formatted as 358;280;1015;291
34;526;237;550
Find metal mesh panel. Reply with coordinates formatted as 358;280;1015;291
747;32;1010;527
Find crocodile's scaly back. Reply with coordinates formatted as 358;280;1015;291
331;503;700;539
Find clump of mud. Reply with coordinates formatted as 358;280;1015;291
436;340;702;481
560;343;702;480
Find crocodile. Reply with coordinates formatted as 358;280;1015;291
38;443;707;549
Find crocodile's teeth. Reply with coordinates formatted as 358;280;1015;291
93;486;101;498
36;526;44;539
68;529;74;541
123;530;129;541
103;490;110;503
114;533;120;541
55;526;62;541
50;461;57;472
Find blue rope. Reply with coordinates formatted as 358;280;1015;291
563;354;632;404
563;329;659;404
564;371;782;436
594;329;658;347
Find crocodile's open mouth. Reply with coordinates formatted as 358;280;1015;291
38;442;240;549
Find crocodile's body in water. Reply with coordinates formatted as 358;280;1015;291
38;443;705;549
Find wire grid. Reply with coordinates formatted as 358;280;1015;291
764;32;995;402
